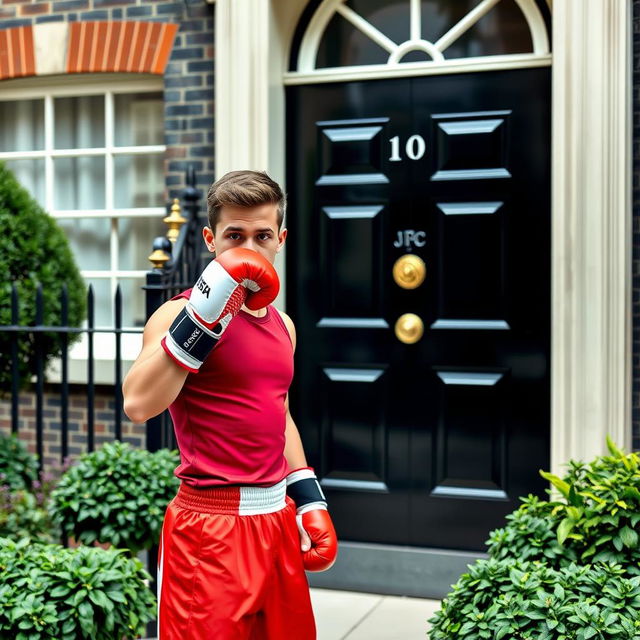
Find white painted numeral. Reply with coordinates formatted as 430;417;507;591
389;135;426;162
389;135;402;162
406;135;426;160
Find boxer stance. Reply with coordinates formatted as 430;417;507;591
123;171;337;639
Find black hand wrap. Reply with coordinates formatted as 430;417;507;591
286;468;327;510
163;307;222;371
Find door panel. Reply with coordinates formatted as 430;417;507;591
287;67;550;551
320;204;385;319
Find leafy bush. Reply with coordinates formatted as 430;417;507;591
0;488;58;542
0;160;85;393
487;494;579;566
50;441;180;553
0;433;38;490
0;536;155;639
431;439;640;637
489;438;640;576
0;436;67;542
429;559;640;640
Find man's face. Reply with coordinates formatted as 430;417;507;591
202;203;286;264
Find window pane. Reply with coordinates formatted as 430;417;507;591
114;93;164;147
317;11;390;68
0;99;44;151
4;159;45;207
315;0;533;68
429;0;532;59
118;217;166;270
347;0;410;45
54;157;105;210
86;278;145;328
118;278;147;328
57;217;110;270
85;278;111;328
113;154;164;208
54;96;105;149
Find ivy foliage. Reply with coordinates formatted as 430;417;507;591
49;441;180;553
0;160;85;393
0;537;155;639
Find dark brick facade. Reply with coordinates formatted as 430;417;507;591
0;0;215;199
634;0;640;451
0;388;146;470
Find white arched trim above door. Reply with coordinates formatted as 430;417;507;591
286;0;551;85
215;0;631;475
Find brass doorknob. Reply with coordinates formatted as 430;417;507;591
395;313;424;344
393;254;426;289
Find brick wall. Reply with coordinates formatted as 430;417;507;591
634;0;640;451
0;388;146;470
0;0;215;199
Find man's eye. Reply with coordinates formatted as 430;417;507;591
228;233;241;240
258;234;271;241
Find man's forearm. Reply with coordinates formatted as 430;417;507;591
123;347;189;423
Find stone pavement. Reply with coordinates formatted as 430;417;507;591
311;588;441;640
144;588;442;639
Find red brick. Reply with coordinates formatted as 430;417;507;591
19;2;50;15
166;146;186;158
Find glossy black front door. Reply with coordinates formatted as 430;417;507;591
286;67;550;550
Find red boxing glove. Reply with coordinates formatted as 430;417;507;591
162;248;279;372
286;468;338;572
298;508;338;572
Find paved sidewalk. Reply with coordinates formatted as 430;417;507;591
144;588;441;639
311;588;440;640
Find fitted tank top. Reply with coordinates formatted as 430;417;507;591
167;289;294;488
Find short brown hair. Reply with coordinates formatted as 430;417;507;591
206;170;286;232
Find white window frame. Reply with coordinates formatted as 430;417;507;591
0;74;166;382
0;74;165;307
284;0;551;85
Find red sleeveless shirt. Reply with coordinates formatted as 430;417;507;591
167;290;294;488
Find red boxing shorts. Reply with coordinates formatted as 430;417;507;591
157;480;316;640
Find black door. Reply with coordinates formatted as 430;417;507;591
286;67;550;550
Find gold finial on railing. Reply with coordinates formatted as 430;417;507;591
163;198;186;243
148;247;170;269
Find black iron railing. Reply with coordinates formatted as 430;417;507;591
3;283;141;470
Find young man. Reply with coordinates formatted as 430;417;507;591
123;171;337;640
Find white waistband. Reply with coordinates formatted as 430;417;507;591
238;479;287;515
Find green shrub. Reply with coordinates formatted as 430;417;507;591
49;441;180;553
0;433;38;490
540;438;640;573
431;439;640;637
0;160;85;393
0;488;58;542
428;559;640;640
0;536;155;639
489;437;640;576
487;494;579;566
0;436;65;542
